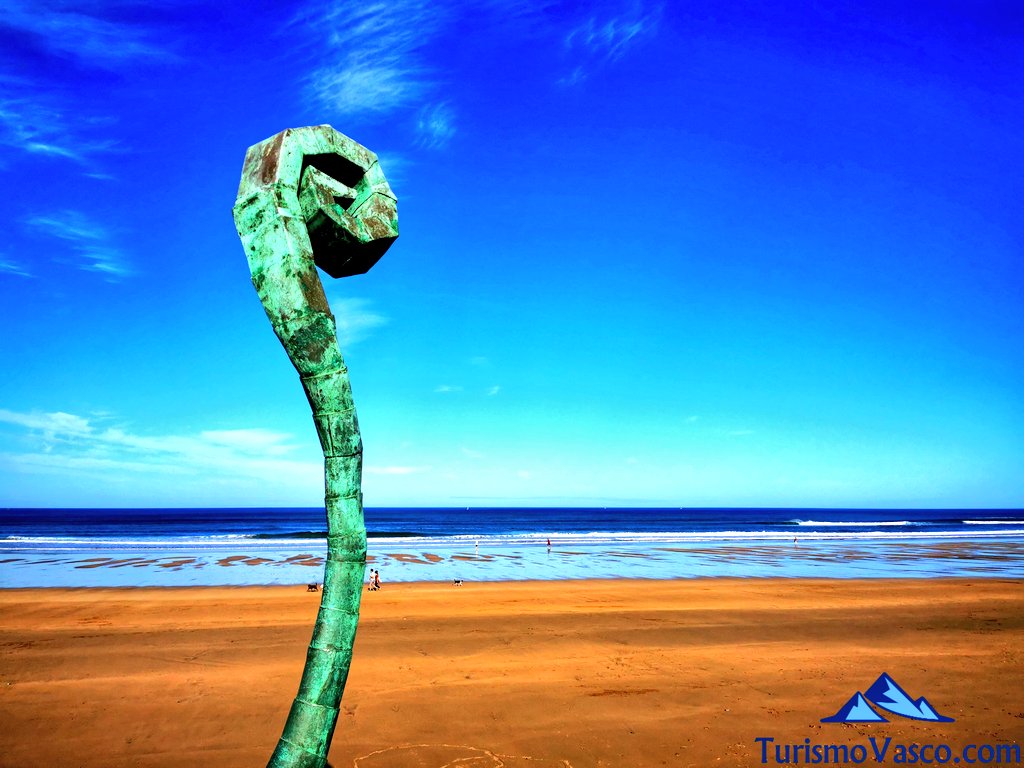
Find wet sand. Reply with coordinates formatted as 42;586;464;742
1;579;1022;767
6;536;1024;587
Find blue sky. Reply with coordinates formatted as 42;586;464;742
1;0;1021;509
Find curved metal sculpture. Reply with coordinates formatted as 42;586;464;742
232;125;398;768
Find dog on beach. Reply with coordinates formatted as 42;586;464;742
307;583;319;592
453;579;463;586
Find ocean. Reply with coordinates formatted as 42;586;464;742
1;506;1022;587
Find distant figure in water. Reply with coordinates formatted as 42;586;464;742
546;538;551;549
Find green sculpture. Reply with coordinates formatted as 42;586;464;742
232;125;398;768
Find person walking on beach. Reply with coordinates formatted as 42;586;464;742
367;569;377;591
373;569;381;591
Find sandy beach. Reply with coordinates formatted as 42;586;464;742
1;579;1022;767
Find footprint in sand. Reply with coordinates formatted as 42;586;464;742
353;744;572;768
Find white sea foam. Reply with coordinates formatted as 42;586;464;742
4;527;1024;552
370;529;1024;547
793;520;926;527
963;520;1024;525
0;535;318;550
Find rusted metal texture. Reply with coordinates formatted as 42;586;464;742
232;125;398;768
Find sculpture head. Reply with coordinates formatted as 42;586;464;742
234;124;398;279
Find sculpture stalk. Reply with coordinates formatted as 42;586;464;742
233;125;398;768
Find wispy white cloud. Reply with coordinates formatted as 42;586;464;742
27;210;106;242
0;2;168;68
434;384;463;393
0;4;168;171
565;7;661;59
0;409;320;484
0;88;117;171
0;88;88;166
326;296;389;345
296;1;659;149
364;465;429;475
0;255;32;277
374;151;409;188
200;429;301;457
307;59;423;116
298;1;443;116
0;410;92;440
25;210;131;280
416;102;456;149
486;385;501;396
24;141;82;161
557;65;588;88
560;4;662;85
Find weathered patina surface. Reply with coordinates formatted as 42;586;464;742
232;125;398;768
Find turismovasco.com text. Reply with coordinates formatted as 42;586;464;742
755;736;1021;765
